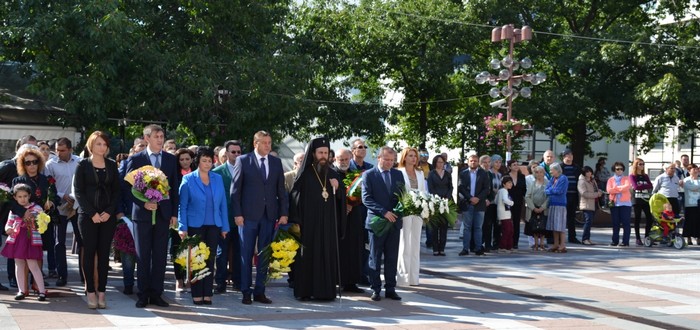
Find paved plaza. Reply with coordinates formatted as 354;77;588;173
1;227;699;329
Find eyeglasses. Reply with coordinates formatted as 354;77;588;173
230;150;242;154
354;145;367;149
615;167;624;171
24;160;39;166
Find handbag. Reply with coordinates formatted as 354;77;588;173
530;209;547;232
607;195;616;208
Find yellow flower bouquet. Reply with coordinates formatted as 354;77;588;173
174;235;211;284
259;224;301;283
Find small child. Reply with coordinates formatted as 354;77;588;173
660;202;679;242
1;184;47;301
497;176;515;253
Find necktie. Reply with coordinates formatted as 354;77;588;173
260;157;267;181
154;153;161;168
382;170;391;192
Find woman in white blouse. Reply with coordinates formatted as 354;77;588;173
397;147;426;286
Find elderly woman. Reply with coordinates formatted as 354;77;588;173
396;147;426;286
683;164;700;245
525;166;549;250
178;147;230;305
607;162;632;247
545;163;568;253
427;154;452;256
578;166;602;245
653;162;683;216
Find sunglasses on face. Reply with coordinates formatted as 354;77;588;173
230;150;242;154
24;160;39;166
420;153;429;157
354;145;367;149
615;167;624;171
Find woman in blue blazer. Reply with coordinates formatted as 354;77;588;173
178;147;230;305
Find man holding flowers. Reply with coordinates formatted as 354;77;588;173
362;146;405;301
123;124;179;308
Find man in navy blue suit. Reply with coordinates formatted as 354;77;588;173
231;131;288;305
361;146;405;301
123;124;179;308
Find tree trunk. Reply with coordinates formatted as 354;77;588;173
571;121;587;166
419;98;427;149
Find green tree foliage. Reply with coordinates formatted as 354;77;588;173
465;0;700;162
0;0;380;147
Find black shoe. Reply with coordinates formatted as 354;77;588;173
242;294;252;305
135;298;148;308
385;291;402;300
297;296;312;301
253;294;272;304
38;292;46;301
458;249;469;256
150;296;170;307
55;277;67;287
123;286;133;295
193;299;204;305
609;243;618;247
343;285;365;293
0;283;8;291
475;250;485;256
203;299;212;305
370;292;381;301
569;238;582;244
214;284;226;294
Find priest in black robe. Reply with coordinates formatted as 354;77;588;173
289;137;346;301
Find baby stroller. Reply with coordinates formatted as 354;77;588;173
643;193;685;249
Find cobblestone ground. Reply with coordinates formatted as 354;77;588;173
1;226;699;329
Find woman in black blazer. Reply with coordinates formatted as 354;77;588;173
74;131;121;309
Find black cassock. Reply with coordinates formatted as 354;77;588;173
290;166;346;300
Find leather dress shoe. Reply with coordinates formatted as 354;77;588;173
370;292;381;301
55;277;67;287
123;285;133;295
385;291;402;300
458;249;469;256
150;296;170;307
242;294;252;305
214;284;226;294
342;285;365;293
253;294;272;304
135;298;148;308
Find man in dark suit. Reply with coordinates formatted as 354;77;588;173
458;154;491;256
231;131;288;305
123;124;179;308
212;139;243;293
361;146;404;302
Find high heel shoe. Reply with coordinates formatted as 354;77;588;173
87;292;98;309
97;292;107;309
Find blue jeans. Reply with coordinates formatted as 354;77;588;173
581;210;594;241
611;206;631;245
461;205;485;252
121;252;136;287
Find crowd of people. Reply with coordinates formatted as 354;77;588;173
1;126;699;309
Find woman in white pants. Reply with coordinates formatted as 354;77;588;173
397;147;426;286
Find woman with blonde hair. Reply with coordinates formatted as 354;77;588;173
396;147;426;286
629;158;653;245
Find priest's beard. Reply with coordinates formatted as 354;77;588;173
313;158;328;173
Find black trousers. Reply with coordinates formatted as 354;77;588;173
188;225;220;299
483;204;498;249
78;213;117;292
566;193;579;240
633;198;653;239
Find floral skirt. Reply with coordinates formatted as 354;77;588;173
1;227;43;260
546;206;567;232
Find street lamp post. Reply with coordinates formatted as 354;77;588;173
475;24;546;161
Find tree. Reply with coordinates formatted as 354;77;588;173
464;0;700;164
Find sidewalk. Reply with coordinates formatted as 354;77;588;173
1;227;700;329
